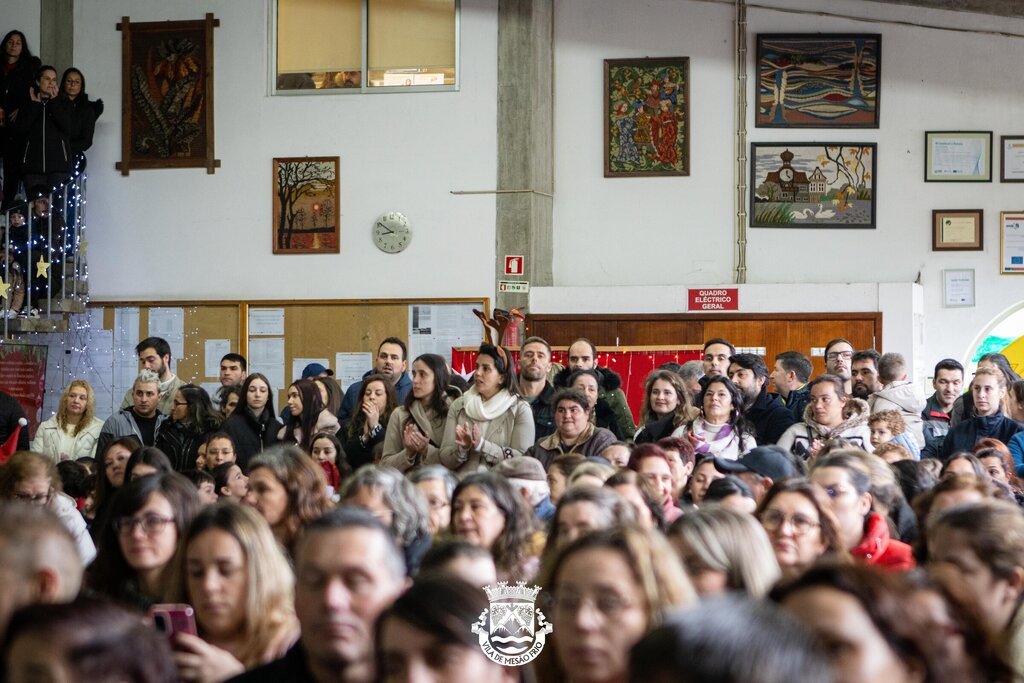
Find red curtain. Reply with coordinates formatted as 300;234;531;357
450;348;703;423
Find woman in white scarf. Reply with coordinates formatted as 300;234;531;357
381;353;453;472
432;344;535;473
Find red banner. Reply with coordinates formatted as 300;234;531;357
450;348;703;422
0;343;48;437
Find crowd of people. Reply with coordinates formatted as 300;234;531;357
0;330;1022;682
0;28;100;314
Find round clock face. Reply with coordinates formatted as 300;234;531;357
373;211;411;253
779;168;794;182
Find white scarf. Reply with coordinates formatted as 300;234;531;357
462;387;518;422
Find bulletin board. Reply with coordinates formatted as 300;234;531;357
85;298;486;415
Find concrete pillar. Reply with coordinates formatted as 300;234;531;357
495;0;553;321
39;0;74;72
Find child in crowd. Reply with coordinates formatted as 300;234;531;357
868;410;920;459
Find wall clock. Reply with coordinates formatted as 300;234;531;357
373;211;411;253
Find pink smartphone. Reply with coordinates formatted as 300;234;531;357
149;603;197;638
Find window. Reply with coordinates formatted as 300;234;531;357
274;0;458;93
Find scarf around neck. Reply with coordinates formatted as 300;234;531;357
462;387;517;422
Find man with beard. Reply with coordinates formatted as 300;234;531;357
771;351;813;421
850;349;883;401
517;336;556;440
229;508;407;683
338;338;411;427
553;337;635;438
727;353;795;445
920;358;963;457
824;338;854;395
870;352;926;449
119;336;187;416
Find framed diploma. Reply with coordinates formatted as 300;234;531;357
1001;136;1024;182
932;210;983;251
1000;212;1024;275
925;131;992;182
942;269;975;308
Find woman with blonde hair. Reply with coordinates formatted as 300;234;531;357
567;461;616;489
538;524;696;683
633;370;699;445
667;506;781;597
31;379;103;461
244;445;332;556
0;450;95;563
167;503;299;681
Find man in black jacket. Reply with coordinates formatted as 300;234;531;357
518;336;556;440
771;351;812;421
728;353;796;445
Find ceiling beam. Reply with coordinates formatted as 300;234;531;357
863;0;1024;19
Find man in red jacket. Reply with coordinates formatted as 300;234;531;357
810;452;914;571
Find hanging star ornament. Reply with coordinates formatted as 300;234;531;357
36;256;51;279
0;277;8;300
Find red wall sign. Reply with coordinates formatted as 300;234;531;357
504;255;524;276
688;288;739;311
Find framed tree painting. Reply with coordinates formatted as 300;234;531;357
272;157;340;254
750;143;876;228
757;34;881;128
116;14;221;175
604;57;689;177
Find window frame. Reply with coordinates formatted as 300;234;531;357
269;0;461;95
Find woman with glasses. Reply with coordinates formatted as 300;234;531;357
755;478;848;581
408;464;457;535
382;353;452;473
527;389;618;469
88;472;201;610
30;380;103;462
0;450;95;563
536;525;695;683
156;384;223;471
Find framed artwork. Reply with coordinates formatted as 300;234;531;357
272;157;340;254
925;131;992;182
116;14;221;175
1000;212;1024;275
932;210;983;251
1001;136;1024;182
750;143;876;228
604;57;689;177
756;34;880;128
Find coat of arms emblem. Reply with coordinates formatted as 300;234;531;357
472;581;552;665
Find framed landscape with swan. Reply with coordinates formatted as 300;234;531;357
749;142;876;229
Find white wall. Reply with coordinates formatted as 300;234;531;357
75;0;497;302
551;0;1024;371
3;4;41;59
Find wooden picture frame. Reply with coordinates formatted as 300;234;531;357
604;57;690;177
272;157;340;254
932;210;983;251
756;34;881;128
116;14;221;175
750;143;876;228
1001;136;1024;182
925;131;992;182
1000;212;1024;275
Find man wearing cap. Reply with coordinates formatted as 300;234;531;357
338;338;412;427
495;456;555;523
302;362;332;379
728;353;795;445
713;445;798;503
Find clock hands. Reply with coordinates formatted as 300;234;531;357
376;222;394;235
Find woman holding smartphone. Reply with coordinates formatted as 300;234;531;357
166;503;299;681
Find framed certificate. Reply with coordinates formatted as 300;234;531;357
932;210;983;251
1000;212;1024;275
1001;136;1024;182
943;269;975;308
925;131;992;182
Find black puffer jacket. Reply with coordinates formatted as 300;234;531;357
221;408;282;471
16;96;73;176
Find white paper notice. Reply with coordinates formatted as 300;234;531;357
205;339;231;377
930;137;985;177
1002;214;1024;274
249;308;285;336
248;338;286;392
408;304;484;368
148;307;185;366
292;358;330;385
335;352;373;393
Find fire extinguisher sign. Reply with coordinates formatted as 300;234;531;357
504;256;524;276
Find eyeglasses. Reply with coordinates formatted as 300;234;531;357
14;488;53;505
826;351;853;361
760;509;821;536
114;514;175;536
173;400;189;407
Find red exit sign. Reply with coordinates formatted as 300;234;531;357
688;288;739;311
